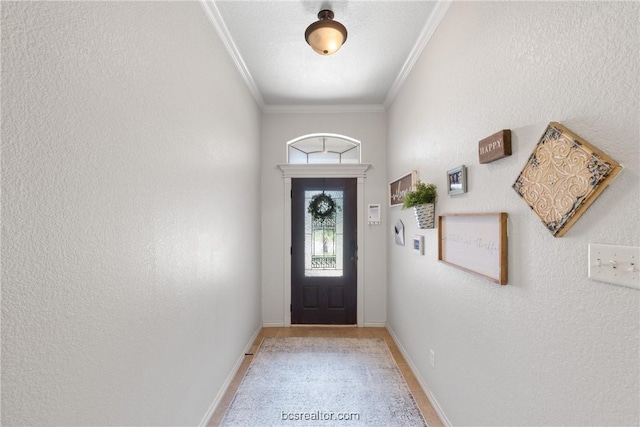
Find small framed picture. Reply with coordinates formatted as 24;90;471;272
413;235;424;255
447;165;467;196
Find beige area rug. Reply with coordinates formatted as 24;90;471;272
221;337;427;426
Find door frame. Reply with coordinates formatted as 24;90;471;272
278;163;371;327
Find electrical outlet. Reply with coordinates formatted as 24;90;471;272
429;349;435;368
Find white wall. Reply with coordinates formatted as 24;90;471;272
387;2;639;426
1;2;261;425
261;112;387;326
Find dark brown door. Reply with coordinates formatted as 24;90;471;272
291;178;357;324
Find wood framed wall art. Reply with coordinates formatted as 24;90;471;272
389;171;417;207
512;122;622;237
438;213;508;285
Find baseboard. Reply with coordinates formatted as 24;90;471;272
364;322;387;327
386;325;452;427
199;325;262;427
262;322;284;327
262;322;386;328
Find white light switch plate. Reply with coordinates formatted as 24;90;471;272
588;244;639;290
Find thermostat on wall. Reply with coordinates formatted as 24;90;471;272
413;235;424;255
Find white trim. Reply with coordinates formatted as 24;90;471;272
356;176;365;327
263;104;386;114
386;325;452;427
286;133;362;164
262;322;285;328
384;0;452;109
199;325;262;427
364;322;387;328
278;164;371;179
199;0;265;110
278;164;371;327
283;176;292;327
287;133;361;147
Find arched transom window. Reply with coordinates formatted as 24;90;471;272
287;133;361;164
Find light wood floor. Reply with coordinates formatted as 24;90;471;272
208;326;443;427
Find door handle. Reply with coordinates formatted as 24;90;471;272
350;240;357;263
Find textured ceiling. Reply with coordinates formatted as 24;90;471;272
203;1;448;110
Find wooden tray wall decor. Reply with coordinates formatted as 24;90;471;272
512;122;622;237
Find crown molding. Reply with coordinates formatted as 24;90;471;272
383;0;452;109
200;0;451;114
263;104;386;114
199;0;266;110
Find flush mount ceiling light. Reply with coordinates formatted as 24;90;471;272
304;10;348;56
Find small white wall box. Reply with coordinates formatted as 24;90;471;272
413;235;424;255
368;204;381;225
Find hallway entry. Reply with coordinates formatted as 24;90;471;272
291;178;357;324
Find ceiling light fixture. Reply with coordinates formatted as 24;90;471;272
304;10;347;56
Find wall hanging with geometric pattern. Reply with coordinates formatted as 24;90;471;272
513;122;622;237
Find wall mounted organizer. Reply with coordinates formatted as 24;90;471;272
368;204;381;225
394;220;405;246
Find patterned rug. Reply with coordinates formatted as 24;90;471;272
221;337;426;427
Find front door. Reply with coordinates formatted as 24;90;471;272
291;178;357;324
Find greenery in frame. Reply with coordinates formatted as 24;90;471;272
402;181;437;209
